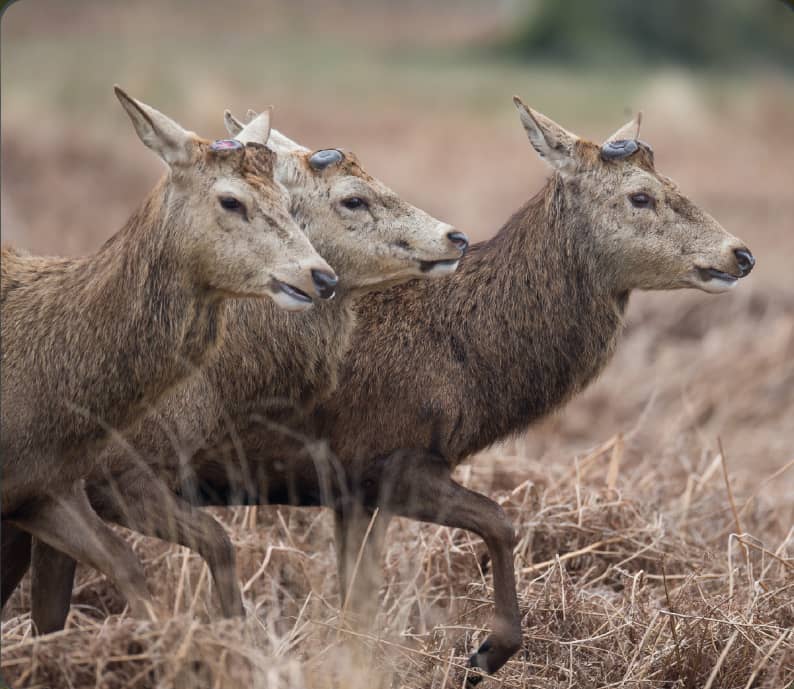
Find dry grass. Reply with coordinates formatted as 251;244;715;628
2;431;792;688
2;2;794;687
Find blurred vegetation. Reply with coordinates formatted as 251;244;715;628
501;0;794;69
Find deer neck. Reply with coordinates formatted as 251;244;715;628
209;285;355;422
450;177;629;458
83;178;226;433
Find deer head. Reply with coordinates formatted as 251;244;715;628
224;111;467;291
513;96;755;295
116;87;336;310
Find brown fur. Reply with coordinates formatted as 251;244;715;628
1;185;217;505
0;89;329;623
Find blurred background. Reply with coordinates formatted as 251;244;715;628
3;0;793;501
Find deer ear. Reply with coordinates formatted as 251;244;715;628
114;86;195;167
266;128;308;156
513;96;578;173
235;107;272;145
223;110;244;137
605;111;642;143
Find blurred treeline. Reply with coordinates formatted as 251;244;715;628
500;0;794;69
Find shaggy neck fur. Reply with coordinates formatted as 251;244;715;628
448;176;627;457
90;175;629;511
208;289;356;429
324;175;629;465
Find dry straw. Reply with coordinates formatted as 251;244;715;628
2;436;792;689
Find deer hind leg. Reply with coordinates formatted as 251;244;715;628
364;449;522;685
30;538;77;633
9;482;159;622
85;472;245;618
333;503;391;626
1;522;32;609
28;475;245;628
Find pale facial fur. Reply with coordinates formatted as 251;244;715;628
513;97;754;295
119;93;335;311
225;115;466;292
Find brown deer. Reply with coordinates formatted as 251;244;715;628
55;97;755;683
13;116;468;632
0;88;336;623
319;99;755;682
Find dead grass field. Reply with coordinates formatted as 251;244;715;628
2;2;793;687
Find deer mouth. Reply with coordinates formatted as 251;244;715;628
419;258;460;276
692;267;739;293
269;279;314;310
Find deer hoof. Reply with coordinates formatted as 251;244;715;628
465;657;485;685
466;638;491;685
467;630;521;682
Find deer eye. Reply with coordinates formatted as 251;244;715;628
341;197;368;211
219;196;245;214
629;192;654;209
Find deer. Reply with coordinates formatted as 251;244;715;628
8;113;469;634
20;97;758;671
43;97;756;683
0;87;338;624
314;99;755;683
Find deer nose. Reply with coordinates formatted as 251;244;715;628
447;231;469;254
311;269;338;300
734;248;755;277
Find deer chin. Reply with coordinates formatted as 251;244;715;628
688;266;740;294
351;256;461;290
418;258;460;277
267;278;315;311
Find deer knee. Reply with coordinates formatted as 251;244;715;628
111;551;150;596
198;519;236;570
486;506;516;549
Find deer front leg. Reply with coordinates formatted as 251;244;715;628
88;472;245;618
1;522;31;609
9;482;159;622
366;449;522;684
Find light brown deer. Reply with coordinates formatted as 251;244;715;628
0;88;335;622
14;115;468;632
48;97;757;683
